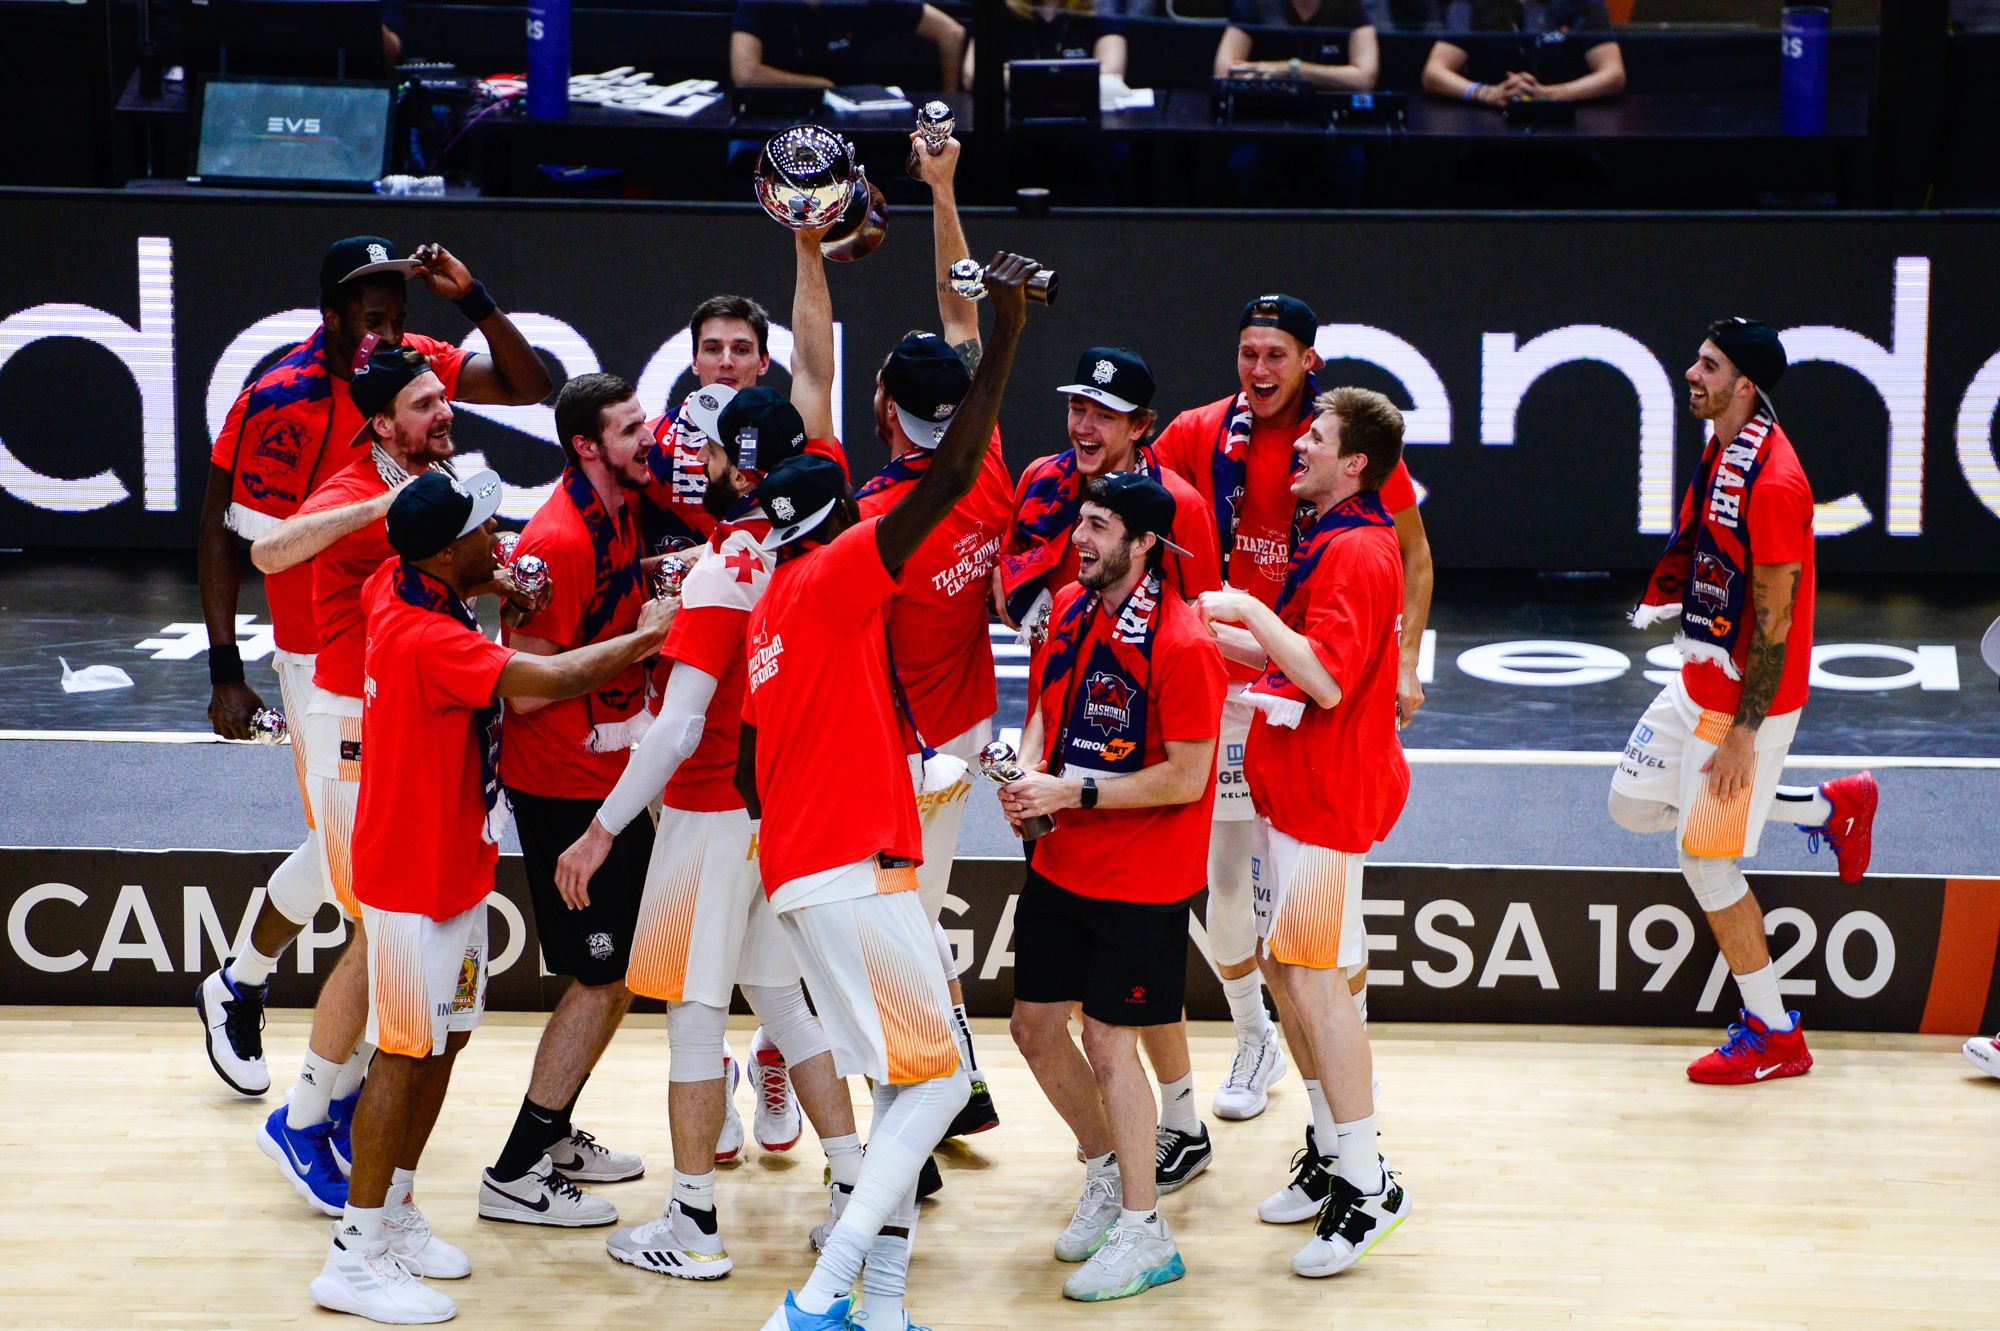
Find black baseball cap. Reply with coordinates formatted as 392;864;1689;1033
715;386;809;473
882;333;971;449
757;453;849;550
1707;317;1788;391
1239;293;1319;349
1082;471;1192;556
351;344;435;420
319;235;418;306
1057;347;1155;415
387;468;504;561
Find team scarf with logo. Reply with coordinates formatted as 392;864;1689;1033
554;466;654;752
1245;490;1394;730
393;560;510;843
1209;379;1317;587
857;446;929;500
1631;408;1779;681
222;329;340;535
998;443;1162;625
642;403;715;554
1038;571;1165;779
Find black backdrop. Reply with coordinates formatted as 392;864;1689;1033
3;190;1999;571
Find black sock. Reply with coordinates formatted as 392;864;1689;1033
494;1096;562;1181
553;1073;589;1145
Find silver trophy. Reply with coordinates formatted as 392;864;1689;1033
653;555;690;600
248;707;288;744
754;124;888;262
979;740;1055;841
906;100;954;180
948;257;1059;307
511;553;550;599
492;530;519;565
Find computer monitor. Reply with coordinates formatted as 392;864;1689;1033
1009;58;1100;126
194;76;393;190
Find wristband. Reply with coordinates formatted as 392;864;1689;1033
454;279;497;324
1463;83;1483;103
209;642;245;687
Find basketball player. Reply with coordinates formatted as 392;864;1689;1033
1153;293;1433;1122
1199;386;1413;1278
308;470;673;1325
1611;318;1879;1083
738;251;1035;1331
195;236;547;1122
994;344;1222;1193
1000;472;1226;1302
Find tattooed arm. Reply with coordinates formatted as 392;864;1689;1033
1701;560;1801;802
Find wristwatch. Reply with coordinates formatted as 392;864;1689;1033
1080;776;1099;810
1288;57;1303;78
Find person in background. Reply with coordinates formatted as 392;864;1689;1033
1213;0;1380;88
731;0;967;90
1422;0;1625;107
963;0;1129;87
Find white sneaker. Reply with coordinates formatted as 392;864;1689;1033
196;965;270;1095
1061;1214;1185;1302
808;1181;853;1253
1054;1168;1122;1262
1290;1164;1410;1278
309;1237;457;1324
478;1155;618;1227
716;1054;746;1165
1258;1126;1335;1224
1965;1033;2000;1079
546;1129;645;1183
607;1198;734;1279
385;1205;471;1280
1212;1027;1286;1121
750;1027;803;1151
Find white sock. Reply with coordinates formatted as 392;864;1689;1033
1772;785;1833;827
858;1186;918;1327
1084;1149;1117;1178
672;1168;716;1214
338;1203;386;1255
1733;962;1792;1031
289;1050;343;1128
1303;1078;1337;1152
1120;1205;1166;1235
1157;1073;1199;1134
949;1002;980;1075
332;1042;375;1101
823;1133;864;1190
228;943;279;988
1221;971;1274;1041
1332;1117;1384;1194
388;1167;417;1215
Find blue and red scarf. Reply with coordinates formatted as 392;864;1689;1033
1632;409;1778;681
857;446;929;500
1038;571;1165;779
393;560;509;843
998;443;1161;625
1210;380;1316;587
642;401;715;555
555;466;653;750
1245;489;1393;729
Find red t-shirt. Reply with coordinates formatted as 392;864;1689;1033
1027;585;1227;905
855;434;1014;745
1244;523;1410;852
1006;456;1224;609
744;516;922;893
211;332;466;655
499;473;649;799
298;459;394;698
353;562;515;920
658;519;775;814
1681;422;1816;718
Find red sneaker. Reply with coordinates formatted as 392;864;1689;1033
1686;1010;1813;1084
1810;772;1877;882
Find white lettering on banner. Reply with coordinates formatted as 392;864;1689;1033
448;315;602;520
1410;899;1475;987
1314;324;1453;449
486;893;529;977
94;884;173;973
1955;342;2000;520
205;309;322;445
1826;910;1895;999
1360;896;1404;986
8;883;89;972
1810;643;1959;692
1456;640;1631;687
183;884;262;971
0;236;176;513
979;892;1019;981
295;904;348;975
939;893;975;975
1477;902;1559;989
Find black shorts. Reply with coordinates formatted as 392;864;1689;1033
508;787;651;986
1012;866;1192;1027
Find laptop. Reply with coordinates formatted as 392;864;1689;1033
193;76;392;190
1009;58;1099;126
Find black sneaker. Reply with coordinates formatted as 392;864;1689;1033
944;1079;1000;1138
1257;1125;1334;1224
1290;1163;1409;1277
917;1155;943;1199
1153;1123;1212;1195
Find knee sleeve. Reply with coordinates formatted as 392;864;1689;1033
1205;819;1261;967
666;1000;730;1084
742;981;832;1067
1678;851;1750;913
932;921;959;984
265;838;327;927
1609;789;1678;836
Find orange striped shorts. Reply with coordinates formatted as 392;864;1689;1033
1257;824;1368;972
1611;678;1801;861
626;806;796;1007
362;901;488;1058
303;696;364;918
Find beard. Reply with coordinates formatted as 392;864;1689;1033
1078;540;1132;591
701;470;741;520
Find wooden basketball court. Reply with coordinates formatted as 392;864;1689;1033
6;1008;1996;1329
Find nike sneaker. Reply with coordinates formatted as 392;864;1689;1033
196;964;270;1096
478;1155;618;1227
717;1054;747;1165
1806;771;1878;882
547;1129;644;1183
1686;1010;1813;1085
757;1292;853;1330
329;1088;361;1178
751;1027;803;1151
257;1104;348;1216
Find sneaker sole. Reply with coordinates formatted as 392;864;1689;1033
1064;1252;1187;1301
1686;1057;1813;1085
753;1126;803;1152
308;1276;455;1324
1212;1090;1269;1121
1156;1151;1212;1196
945;1111;1001;1138
477;1199;618;1228
256;1122;344;1217
608;1242;734;1280
194;986;269;1097
1292;1209;1409;1278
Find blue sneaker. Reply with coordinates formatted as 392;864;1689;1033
328;1088;362;1178
757;1291;852;1330
256;1104;348;1217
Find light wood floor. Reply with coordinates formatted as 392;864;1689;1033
5;1009;1999;1330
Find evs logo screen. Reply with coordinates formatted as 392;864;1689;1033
196;77;391;188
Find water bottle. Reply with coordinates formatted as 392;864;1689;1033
1780;6;1829;137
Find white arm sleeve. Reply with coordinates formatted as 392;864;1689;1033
594;664;720;835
